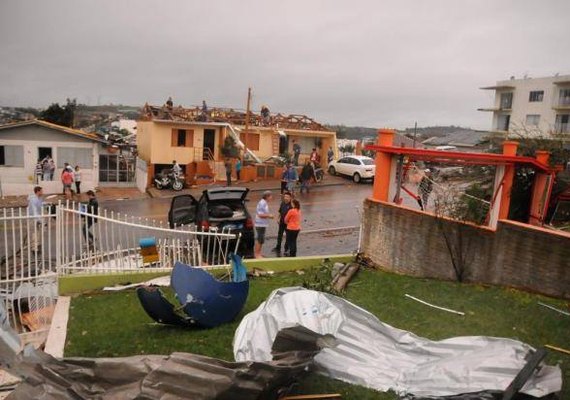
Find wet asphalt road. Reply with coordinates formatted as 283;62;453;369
100;182;374;257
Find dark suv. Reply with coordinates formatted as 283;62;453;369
168;187;255;258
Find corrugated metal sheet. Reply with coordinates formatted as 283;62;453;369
233;287;562;398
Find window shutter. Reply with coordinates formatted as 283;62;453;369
4;146;24;167
171;129;177;147
249;133;260;151
186;129;194;147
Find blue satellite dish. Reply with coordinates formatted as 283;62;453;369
171;261;249;328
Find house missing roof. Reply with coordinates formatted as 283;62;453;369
137;102;338;186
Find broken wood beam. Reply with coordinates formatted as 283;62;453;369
332;263;360;291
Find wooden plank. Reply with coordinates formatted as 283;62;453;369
545;344;570;356
502;347;547;400
44;297;71;358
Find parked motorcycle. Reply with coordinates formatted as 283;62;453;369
154;170;184;191
313;163;324;183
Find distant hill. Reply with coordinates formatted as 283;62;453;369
327;124;472;140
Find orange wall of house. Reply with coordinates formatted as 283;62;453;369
136;122;220;164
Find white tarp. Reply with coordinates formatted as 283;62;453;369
233;287;562;397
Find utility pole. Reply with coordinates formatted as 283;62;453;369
243;87;252;159
413;121;417;148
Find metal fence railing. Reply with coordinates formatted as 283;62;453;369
0;201;240;346
56;202;241;274
0;206;58;347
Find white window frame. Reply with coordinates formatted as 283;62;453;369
525;114;540;127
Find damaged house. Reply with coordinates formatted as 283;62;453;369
136;103;338;187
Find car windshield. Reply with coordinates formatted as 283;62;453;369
361;158;375;165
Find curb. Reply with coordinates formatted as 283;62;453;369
147;179;348;199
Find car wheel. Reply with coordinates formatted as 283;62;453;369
328;166;336;176
172;180;184;191
353;173;361;183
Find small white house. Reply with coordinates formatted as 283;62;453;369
0;120;108;196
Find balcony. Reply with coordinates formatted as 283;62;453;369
553;97;570;111
555;123;569;135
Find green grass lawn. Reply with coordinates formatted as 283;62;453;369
65;268;570;399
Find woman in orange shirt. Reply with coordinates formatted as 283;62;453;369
284;199;301;257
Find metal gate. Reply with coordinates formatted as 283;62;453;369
0;202;240;346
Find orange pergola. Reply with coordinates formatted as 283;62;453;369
365;129;555;228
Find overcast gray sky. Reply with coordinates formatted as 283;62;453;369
1;0;568;129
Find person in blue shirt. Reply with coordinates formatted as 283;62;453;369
235;159;242;181
281;162;298;195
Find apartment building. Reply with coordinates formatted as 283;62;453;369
478;74;570;138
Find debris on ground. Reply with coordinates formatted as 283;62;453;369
331;263;360;291
137;254;249;328
102;275;170;291
404;293;465;316
301;264;343;297
0;302;335;400
234;287;562;398
538;301;570;316
249;267;275;278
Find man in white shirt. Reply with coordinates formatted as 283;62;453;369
254;191;274;258
27;186;44;252
172;160;182;177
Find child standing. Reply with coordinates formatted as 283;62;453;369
284;199;301;257
74;166;82;194
235;159;242;181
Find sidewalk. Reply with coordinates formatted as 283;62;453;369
0;187;149;209
147;175;350;199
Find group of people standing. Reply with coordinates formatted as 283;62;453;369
34;158;82;200
61;163;82;200
254;190;301;258
27;185;98;251
34;157;56;183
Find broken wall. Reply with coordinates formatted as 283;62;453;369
361;199;570;299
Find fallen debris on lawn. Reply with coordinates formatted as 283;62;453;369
137;254;249;328
234;287;562;398
404;293;465;316
0;301;336;400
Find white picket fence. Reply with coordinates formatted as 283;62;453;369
0;201;240;346
56;202;240;274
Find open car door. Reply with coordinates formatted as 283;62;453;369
168;194;197;229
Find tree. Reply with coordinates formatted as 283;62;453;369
220;135;240;159
432;185;480;282
40;98;77;127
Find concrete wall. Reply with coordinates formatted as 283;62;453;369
0;125;100;196
361;199;570;299
485;75;570;136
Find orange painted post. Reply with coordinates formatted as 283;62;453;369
371;129;395;201
355;140;363;155
498;141;518;220
528;150;551;225
535;150;550;166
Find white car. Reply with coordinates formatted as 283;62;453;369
328;155;376;183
